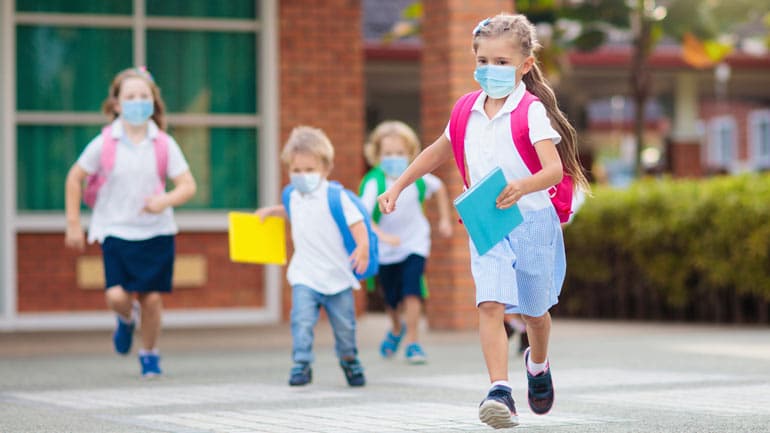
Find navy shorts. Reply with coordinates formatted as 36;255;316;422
378;254;426;309
101;235;175;293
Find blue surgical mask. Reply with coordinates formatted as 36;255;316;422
380;156;409;178
120;100;154;125
290;172;322;194
474;65;518;99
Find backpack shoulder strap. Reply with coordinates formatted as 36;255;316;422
415;177;426;203
99;125;118;175
327;181;356;254
449;90;483;187
510;91;542;174
281;185;294;219
359;167;386;223
153;130;170;187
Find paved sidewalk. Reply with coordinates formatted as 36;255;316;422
1;315;770;432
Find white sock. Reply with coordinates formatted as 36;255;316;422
527;357;548;375
138;348;159;356
490;380;511;391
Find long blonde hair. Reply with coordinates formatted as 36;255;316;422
473;14;590;192
102;67;168;130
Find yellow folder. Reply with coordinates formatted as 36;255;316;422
228;212;287;265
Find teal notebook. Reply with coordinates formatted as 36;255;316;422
453;166;523;256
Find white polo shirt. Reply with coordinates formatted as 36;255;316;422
77;119;190;243
445;82;561;213
360;174;442;264
286;180;364;295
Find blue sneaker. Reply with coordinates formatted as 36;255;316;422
139;353;162;378
112;317;135;355
379;324;406;358
479;385;519;429
288;362;312;386
339;358;366;387
404;343;427;364
524;347;554;415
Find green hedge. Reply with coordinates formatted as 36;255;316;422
560;174;770;323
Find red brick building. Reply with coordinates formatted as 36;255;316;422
1;0;505;331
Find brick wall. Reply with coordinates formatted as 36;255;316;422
421;0;515;330
279;0;367;319
17;233;264;312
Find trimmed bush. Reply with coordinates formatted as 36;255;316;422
560;174;770;323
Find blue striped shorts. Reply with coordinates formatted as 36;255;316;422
470;206;566;317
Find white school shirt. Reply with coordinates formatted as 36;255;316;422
444;82;561;213
286;180;364;295
360;174;442;264
77;119;190;244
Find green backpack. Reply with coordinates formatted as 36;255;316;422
358;166;428;297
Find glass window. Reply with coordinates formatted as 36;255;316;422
147;30;257;114
167;126;258;209
17;125;101;211
750;111;770;169
708;117;736;168
17;26;132;111
146;0;257;19
16;0;132;15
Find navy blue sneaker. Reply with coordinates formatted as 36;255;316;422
139;353;162;378
339;358;365;387
479;385;518;429
288;362;312;386
112;317;135;355
524;347;554;415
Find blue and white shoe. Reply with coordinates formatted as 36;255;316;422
479;385;519;429
405;343;427;365
139;353;162;378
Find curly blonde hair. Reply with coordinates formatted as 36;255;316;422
364;121;421;167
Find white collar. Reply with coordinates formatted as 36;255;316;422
110;118;159;141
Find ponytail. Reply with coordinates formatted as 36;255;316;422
523;63;590;193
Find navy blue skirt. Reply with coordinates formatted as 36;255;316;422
101;235;175;293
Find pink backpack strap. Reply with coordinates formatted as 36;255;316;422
449;90;483;187
510;91;540;174
100;125;118;176
153;130;169;190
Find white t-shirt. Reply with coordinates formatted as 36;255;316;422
444;82;561;213
77;119;190;243
360;173;443;264
286;180;364;295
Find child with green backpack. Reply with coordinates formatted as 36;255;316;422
359;121;452;364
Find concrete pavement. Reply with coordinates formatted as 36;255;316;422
1;315;770;432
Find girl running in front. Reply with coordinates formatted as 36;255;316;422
378;13;589;429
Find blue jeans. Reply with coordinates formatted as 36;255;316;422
291;285;358;364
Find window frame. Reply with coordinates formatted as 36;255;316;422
706;115;738;171
8;0;278;227
748;109;770;170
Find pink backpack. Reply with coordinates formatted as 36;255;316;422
83;125;169;208
448;90;574;223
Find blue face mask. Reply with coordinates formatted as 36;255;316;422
121;100;154;125
474;65;519;99
290;172;322;194
380;156;409;178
